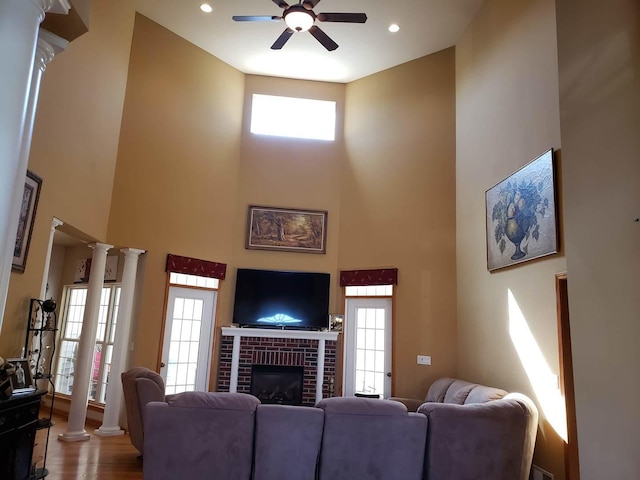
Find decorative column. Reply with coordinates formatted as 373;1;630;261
30;215;63;390
39;216;64;300
0;28;66;327
0;0;69;329
96;248;145;437
0;0;70;328
59;242;112;442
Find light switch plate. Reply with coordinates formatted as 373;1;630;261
417;355;431;365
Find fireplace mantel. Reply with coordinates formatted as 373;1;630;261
219;327;338;404
220;326;338;341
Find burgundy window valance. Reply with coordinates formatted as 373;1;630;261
339;268;398;287
166;254;227;280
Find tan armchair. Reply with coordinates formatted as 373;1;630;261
121;367;168;456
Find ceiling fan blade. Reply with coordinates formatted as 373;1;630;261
271;28;295;50
316;12;367;23
233;15;281;22
308;25;338;51
302;0;321;9
272;0;289;8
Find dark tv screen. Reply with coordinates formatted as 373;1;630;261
232;269;330;330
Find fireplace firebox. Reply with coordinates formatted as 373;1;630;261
250;365;304;405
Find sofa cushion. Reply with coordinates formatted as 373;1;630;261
317;396;407;415
169;390;260;410
464;384;508;404
317;397;428;480
425;377;457;402
254;404;324;480
143;392;259;480
443;379;477;404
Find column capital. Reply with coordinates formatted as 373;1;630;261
29;0;71;16
120;248;146;257
35;28;68;71
26;0;56;22
89;242;114;253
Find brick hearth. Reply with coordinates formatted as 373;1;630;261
217;327;338;406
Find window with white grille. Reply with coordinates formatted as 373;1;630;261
54;284;120;404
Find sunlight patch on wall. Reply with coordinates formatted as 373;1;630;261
508;289;568;442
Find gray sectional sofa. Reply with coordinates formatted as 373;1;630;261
141;377;538;480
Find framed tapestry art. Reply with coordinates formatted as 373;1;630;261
246;205;327;254
485;149;558;271
13;170;42;272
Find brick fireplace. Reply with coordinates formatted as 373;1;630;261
217;327;338;406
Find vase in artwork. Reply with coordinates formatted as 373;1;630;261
506;218;526;260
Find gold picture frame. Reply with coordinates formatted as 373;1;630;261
246;205;327;254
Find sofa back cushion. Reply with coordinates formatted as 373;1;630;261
425;377;457;402
464;384;508;404
443;380;477;404
143;392;259;480
426;377;507;405
317;397;428;480
254;404;324;480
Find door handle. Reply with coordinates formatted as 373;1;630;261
161;362;166;368
386;372;391;378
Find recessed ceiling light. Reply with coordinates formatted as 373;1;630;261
388;24;400;33
200;3;213;13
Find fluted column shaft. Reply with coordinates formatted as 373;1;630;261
59;242;113;442
96;248;145;437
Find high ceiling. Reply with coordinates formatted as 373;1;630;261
133;0;485;83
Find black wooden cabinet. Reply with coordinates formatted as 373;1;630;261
0;391;45;480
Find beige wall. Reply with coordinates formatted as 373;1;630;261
343;49;457;399
109;16;455;395
106;14;245;372
107;16;457;400
0;0;134;356
234;75;346;313
455;0;566;477
556;0;640;477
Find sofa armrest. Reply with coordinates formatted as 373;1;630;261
388;396;425;412
418;396;538;480
164;393;178;402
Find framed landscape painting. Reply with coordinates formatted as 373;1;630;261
485;149;558;271
13;170;42;272
246;205;327;254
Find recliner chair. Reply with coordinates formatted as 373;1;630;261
121;367;169;456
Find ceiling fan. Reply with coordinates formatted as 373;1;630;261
232;0;367;51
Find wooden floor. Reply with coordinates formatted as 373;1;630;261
34;413;143;480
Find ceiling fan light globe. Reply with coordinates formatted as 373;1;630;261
284;10;314;32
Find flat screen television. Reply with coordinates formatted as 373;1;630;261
232;268;330;330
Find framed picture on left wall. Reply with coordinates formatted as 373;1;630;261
7;358;35;394
12;170;42;273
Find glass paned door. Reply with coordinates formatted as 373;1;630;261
160;287;216;394
343;298;392;398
